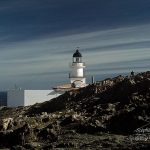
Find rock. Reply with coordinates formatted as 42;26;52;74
0;123;30;147
41;117;49;123
0;71;150;149
60;116;75;126
37;127;58;142
1;118;13;131
56;142;75;148
11;145;26;150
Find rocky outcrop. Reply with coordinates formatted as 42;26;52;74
0;71;150;149
0;118;13;131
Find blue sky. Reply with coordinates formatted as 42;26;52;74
0;0;150;90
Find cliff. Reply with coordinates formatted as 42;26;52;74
0;71;150;149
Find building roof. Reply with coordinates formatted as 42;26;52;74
53;83;74;92
53;83;88;92
73;50;82;57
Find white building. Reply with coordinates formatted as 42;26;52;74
7;89;59;107
69;50;86;87
3;49;87;107
53;49;87;92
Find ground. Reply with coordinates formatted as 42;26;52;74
0;71;150;149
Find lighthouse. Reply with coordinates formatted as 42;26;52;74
53;49;87;93
69;49;86;87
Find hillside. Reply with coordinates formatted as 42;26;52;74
0;71;150;149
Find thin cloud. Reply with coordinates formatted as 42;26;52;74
0;0;150;89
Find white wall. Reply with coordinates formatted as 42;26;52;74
7;89;24;107
24;90;58;106
71;63;85;78
7;89;61;107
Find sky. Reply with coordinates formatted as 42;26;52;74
0;0;150;90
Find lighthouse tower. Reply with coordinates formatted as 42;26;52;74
69;49;86;87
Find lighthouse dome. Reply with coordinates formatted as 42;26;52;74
73;50;82;57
